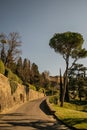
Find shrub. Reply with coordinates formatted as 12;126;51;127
49;95;58;105
29;84;36;91
38;88;45;93
0;59;5;74
9;79;18;95
24;83;36;94
5;68;22;84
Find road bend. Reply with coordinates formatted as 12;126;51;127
0;98;72;130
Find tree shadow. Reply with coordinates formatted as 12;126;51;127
0;118;61;130
0;99;74;130
0;113;25;117
70;100;87;106
63;118;87;130
69;100;87;112
0;100;69;130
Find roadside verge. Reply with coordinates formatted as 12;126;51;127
45;97;77;130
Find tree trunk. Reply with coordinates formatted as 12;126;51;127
65;82;70;102
59;69;63;102
60;59;69;107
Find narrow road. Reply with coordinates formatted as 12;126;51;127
0;98;72;130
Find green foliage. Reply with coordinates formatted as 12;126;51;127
9;79;18;95
38;88;45;93
49;32;84;56
1;47;6;64
49;31;87;107
49;96;58;105
0;32;47;92
50;101;87;129
29;84;36;91
0;59;5;74
22;58;30;83
16;57;23;79
69;63;87;101
5;68;22;84
69;100;87;111
30;63;40;88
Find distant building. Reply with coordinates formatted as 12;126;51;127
48;75;64;84
46;75;64;90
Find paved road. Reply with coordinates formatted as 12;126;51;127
0;98;72;130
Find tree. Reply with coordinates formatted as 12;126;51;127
49;31;87;106
69;63;87;100
0;33;7;63
40;71;50;89
22;58;30;84
59;68;63;103
6;32;22;70
16;57;23;79
30;63;40;90
77;77;85;101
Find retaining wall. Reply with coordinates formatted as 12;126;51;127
0;74;44;113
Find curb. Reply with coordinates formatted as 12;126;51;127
45;97;78;130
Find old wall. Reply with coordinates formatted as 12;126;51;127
28;89;44;101
0;74;13;111
12;84;26;104
0;74;44;113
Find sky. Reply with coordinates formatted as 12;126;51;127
0;0;87;76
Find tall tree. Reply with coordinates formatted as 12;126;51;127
40;71;50;89
30;63;40;90
49;31;87;106
16;57;23;79
22;58;30;83
6;32;22;70
59;68;63;103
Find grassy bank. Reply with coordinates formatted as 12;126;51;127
49;98;87;129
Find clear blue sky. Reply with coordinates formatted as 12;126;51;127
0;0;87;76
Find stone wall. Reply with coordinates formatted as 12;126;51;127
0;74;44;113
12;84;26;104
0;74;13;112
28;89;44;101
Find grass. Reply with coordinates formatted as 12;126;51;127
61;100;87;112
50;100;87;129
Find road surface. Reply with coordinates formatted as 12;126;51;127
0;98;72;130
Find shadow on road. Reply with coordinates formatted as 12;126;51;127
0;117;60;130
0;99;71;130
